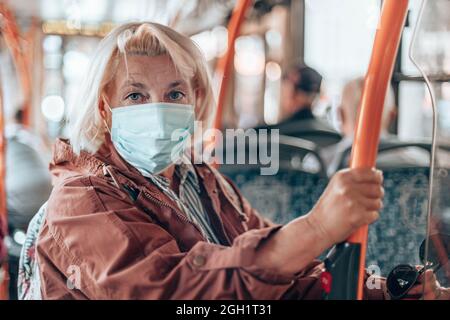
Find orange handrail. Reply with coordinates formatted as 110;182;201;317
213;0;253;132
0;71;9;300
348;0;409;300
0;3;32;127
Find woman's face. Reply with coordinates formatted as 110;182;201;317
101;54;194;123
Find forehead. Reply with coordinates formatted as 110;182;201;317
114;54;186;87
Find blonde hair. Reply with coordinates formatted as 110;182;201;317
69;22;215;154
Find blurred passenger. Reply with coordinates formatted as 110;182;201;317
29;23;446;300
5;110;52;231
322;77;430;176
4;110;52;300
257;64;340;147
5;110;40;150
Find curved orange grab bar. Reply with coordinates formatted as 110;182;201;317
348;0;409;300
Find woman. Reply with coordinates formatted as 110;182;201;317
36;22;447;299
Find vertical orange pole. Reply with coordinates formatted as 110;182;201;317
213;0;253;132
0;72;9;300
0;3;32;128
349;0;409;300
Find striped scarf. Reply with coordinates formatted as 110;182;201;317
146;158;221;244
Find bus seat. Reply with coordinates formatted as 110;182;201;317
219;135;328;225
366;167;429;275
17;202;47;300
218;134;328;176
221;165;328;225
255;119;342;148
437;144;450;169
282;129;342;148
335;140;432;172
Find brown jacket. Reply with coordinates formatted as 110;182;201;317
36;138;385;299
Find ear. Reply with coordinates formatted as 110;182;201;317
337;106;346;132
98;94;108;120
389;108;397;124
338;106;345;124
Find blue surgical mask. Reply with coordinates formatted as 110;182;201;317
108;102;195;176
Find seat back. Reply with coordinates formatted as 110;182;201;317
220;165;328;225
366;167;430;275
336;140;432;171
219;135;328;225
277;135;326;175
218;133;327;175
437;144;450;169
282;126;342;148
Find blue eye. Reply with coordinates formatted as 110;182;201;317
168;91;185;101
126;92;143;101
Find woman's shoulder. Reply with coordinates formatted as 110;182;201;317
46;172;125;220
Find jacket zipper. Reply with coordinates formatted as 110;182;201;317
141;189;208;240
104;164;213;243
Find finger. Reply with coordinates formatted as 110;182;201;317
413;270;439;299
357;184;385;199
367;210;380;224
417;269;436;284
360;210;380;225
349;168;383;184
348;206;379;226
357;197;383;211
408;284;425;295
367;200;383;212
407;283;438;298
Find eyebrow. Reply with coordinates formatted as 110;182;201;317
167;80;187;89
120;80;147;91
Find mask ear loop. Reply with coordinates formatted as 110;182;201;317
103;119;112;135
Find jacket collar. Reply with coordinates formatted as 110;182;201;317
51;137;219;200
51;134;147;176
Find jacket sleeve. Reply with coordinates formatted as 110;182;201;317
37;175;304;300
